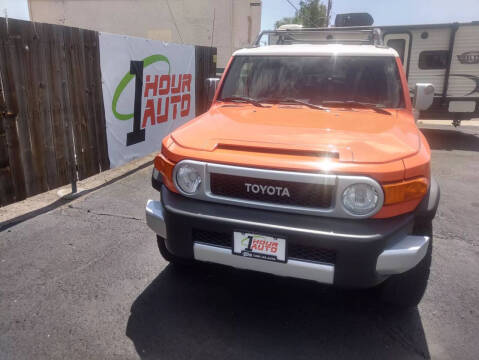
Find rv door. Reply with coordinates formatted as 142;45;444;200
384;33;411;75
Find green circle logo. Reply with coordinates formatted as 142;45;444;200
112;54;170;120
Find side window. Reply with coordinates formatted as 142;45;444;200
418;50;449;69
387;39;406;63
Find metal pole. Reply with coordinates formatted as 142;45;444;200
65;117;77;194
327;0;332;27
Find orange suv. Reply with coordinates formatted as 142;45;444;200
146;32;440;307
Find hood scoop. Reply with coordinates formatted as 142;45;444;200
216;143;340;159
220;104;245;108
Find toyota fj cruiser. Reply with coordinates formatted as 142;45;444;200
146;28;440;307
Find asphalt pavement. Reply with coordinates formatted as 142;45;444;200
1;124;478;360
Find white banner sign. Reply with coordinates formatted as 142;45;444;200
99;33;196;167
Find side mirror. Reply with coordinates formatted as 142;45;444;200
413;83;435;111
205;77;220;105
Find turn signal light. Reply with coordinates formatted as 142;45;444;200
154;154;176;189
383;178;428;205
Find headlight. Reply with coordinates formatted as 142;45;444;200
342;183;379;215
176;164;202;194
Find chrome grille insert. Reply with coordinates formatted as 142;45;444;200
172;160;384;219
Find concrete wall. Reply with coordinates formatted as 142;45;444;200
28;0;261;68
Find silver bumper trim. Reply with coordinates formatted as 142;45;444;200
146;199;167;238
146;198;428;280
376;235;430;275
194;242;335;284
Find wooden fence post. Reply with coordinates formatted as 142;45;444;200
195;46;218;116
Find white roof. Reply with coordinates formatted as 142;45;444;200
233;44;399;57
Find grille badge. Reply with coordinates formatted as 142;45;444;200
245;183;290;197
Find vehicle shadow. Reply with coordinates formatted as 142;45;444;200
421;127;479;152
126;264;430;360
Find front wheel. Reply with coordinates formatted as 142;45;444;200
378;221;433;308
157;236;193;266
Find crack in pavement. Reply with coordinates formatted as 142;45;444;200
3;204;146;300
434;233;479;249
1;209;145;338
61;204;144;222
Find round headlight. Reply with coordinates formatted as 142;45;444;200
176;165;202;194
342;183;379;215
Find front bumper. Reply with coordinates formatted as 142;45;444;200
146;186;430;288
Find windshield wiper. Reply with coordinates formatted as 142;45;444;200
259;98;328;111
321;101;391;115
219;96;267;108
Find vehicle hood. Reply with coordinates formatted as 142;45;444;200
170;104;420;163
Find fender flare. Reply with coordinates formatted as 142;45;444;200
416;176;440;222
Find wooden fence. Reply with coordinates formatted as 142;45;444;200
0;17;109;206
0;18;217;207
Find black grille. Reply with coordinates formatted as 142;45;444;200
210;173;333;208
288;243;336;265
192;229;336;264
193;229;232;248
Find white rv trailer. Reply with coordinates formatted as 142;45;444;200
255;22;479;125
381;22;479;125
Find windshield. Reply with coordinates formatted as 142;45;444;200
219;55;405;108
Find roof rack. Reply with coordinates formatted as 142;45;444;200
254;27;384;47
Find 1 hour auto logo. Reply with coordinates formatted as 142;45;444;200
112;54;193;146
242;235;278;253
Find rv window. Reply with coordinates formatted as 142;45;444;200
387;39;406;63
419;51;449;70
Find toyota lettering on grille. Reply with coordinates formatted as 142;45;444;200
244;183;291;197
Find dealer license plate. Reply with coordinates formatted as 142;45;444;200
233;231;286;263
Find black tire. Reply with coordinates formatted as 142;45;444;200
156;236;193;266
379;221;433;308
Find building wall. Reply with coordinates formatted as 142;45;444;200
28;0;261;68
